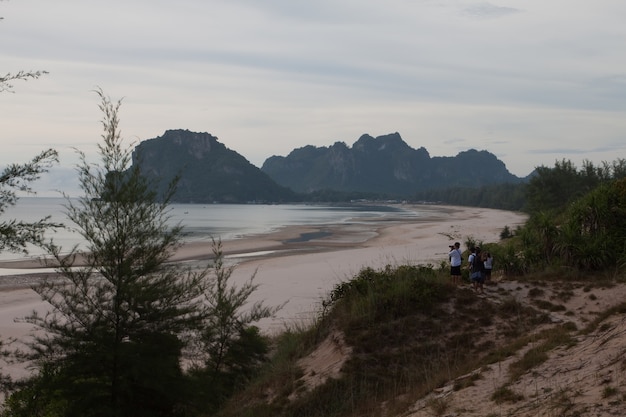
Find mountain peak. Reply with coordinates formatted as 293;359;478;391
133;130;296;203
261;132;520;195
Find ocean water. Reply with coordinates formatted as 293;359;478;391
1;197;426;264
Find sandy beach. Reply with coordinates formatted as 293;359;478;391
0;205;527;343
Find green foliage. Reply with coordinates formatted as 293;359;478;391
508;324;576;382
512;159;626;274
491;386;524;404
500;225;513;240
185;239;282;413
413;182;527;211
555;179;626;270
220;260;577;417
523;158;626;217
602;386;619;398
1;33;58;255
0;148;60;254
491;240;529;277
325;264;447;324
216;258;606;417
304;189;394;203
525;159;587;214
0;70;48;93
2;89;206;417
463;237;482;252
520;211;560;268
0;363;70;417
200;239;281;374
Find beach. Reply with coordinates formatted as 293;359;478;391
0;205;527;341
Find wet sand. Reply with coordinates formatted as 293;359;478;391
0;204;527;337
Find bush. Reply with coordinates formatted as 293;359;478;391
325;264;449;324
556;179;626;270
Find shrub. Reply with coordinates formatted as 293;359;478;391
325;264;449;324
491;386;524;404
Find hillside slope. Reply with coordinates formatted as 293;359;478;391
219;275;626;417
407;279;626;417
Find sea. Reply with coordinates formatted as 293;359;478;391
1;197;431;271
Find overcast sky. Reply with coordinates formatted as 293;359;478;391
2;0;626;195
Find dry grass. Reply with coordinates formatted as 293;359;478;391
215;267;626;417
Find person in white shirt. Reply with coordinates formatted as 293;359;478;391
448;242;462;285
483;252;493;283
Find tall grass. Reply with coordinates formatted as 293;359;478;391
215;264;585;417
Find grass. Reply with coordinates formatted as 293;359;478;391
580;301;626;335
546;388;578;416
602;386;619;398
531;299;566;312
507;323;577;382
214;264;615;417
453;372;482;391
491;386;524;404
426;397;449;416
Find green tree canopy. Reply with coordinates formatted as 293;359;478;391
3;90;206;417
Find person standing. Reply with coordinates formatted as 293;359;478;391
448;242;462;285
467;246;476;281
468;247;476;270
484;252;493;283
470;246;485;293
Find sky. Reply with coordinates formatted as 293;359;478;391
2;0;626;195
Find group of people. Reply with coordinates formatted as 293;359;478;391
447;242;493;293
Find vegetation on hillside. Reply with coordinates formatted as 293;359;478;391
211;156;626;416
213;265;552;417
412;182;527;211
517;160;626;273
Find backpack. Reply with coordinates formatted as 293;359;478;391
471;252;484;273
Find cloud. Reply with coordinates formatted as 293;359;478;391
2;1;626;180
461;2;520;19
528;143;626;156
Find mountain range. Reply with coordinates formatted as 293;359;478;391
132;129;526;203
262;132;523;195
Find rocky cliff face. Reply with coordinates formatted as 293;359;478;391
132;130;296;203
131;130;523;202
262;132;522;195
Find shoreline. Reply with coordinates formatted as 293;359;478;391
0;203;456;278
0;205;527;334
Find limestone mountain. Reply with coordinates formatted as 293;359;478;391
261;132;523;195
130;130;524;203
132;130;296;203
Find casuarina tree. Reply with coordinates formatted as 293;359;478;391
0;149;59;254
1;40;58;254
1;23;60;398
2;89;206;417
184;239;282;413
